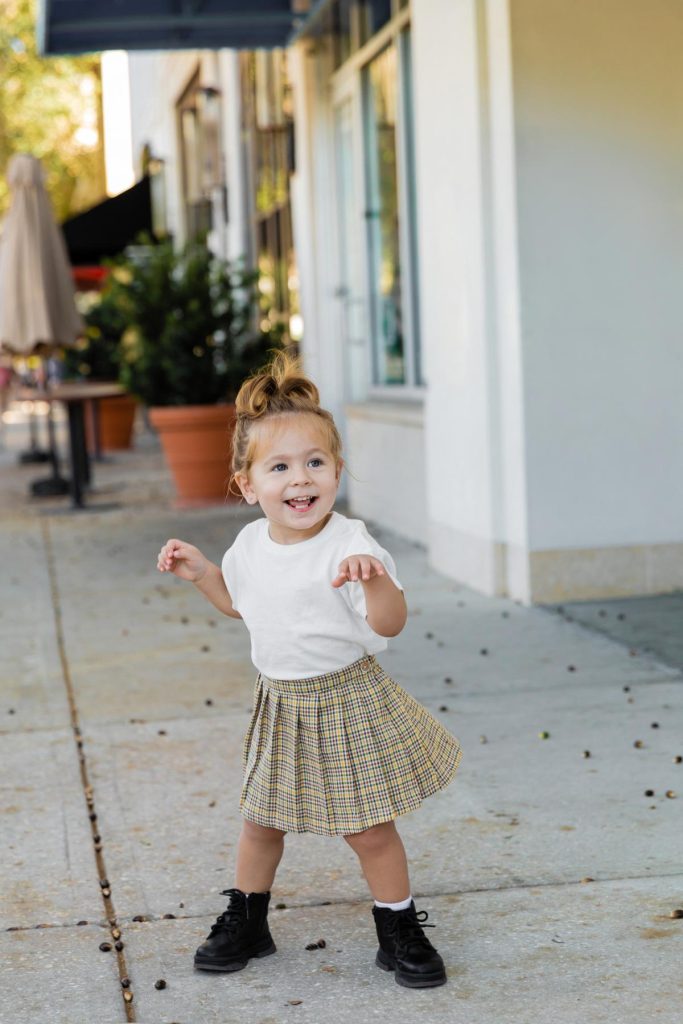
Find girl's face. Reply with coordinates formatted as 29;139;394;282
235;415;342;544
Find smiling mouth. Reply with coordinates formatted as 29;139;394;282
285;496;318;511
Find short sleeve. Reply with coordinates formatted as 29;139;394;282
221;543;240;612
338;522;403;622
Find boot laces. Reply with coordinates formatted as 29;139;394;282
386;908;436;955
208;888;247;936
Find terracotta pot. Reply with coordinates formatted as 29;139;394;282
86;393;137;452
149;404;237;503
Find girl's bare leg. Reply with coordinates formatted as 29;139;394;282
343;821;411;902
234;819;286;892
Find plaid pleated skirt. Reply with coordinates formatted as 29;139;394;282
240;654;462;836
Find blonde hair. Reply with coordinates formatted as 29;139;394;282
230;350;343;489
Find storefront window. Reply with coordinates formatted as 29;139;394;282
363;45;404;385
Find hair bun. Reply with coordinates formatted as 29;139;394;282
236;349;319;420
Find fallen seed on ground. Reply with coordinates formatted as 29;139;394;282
644;789;655;797
425;632;433;639
580;877;594;884
102;889;111;898
201;645;210;652
666;790;677;799
317;939;326;948
480;735;488;744
480;648;488;656
208;800;216;808
205;698;214;705
275;903;287;909
132;915;147;922
539;731;550;740
674;756;682;764
288;999;303;1005
443;677;453;684
154;979;167;990
99;879;109;888
582;751;591;758
163;914;176;920
305;942;318;950
567;665;576;672
77;920;88;926
623;686;630;692
180;616;189;624
651;722;660;729
634;740;644;749
439;705;448;712
89;813;97;822
99;942;112;952
121;978;130;988
179;902;184;908
158;730;167;736
669;909;683;919
111;928;121;940
123;991;133;1004
115;941;124;951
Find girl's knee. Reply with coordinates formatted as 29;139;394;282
241;819;286;843
343;820;397;854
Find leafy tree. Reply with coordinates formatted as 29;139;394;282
0;0;105;221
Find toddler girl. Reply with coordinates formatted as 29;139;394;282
156;352;462;988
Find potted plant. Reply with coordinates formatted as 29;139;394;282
62;285;138;451
108;237;281;503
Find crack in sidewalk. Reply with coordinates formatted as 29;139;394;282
41;519;136;1022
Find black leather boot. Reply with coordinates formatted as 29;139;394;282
194;888;276;972
372;902;447;988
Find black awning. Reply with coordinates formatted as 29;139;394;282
62;176;153;266
37;1;321;55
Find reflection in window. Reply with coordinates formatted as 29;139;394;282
363;45;404;385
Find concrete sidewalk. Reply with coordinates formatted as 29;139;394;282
2;416;682;1024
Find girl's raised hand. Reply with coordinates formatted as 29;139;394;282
157;539;209;582
332;554;386;588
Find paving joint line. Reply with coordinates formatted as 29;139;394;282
6;870;682;936
41;518;136;1023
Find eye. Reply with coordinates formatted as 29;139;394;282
271;463;287;472
308;458;323;468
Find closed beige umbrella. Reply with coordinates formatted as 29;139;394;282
0;154;83;488
0;153;82;353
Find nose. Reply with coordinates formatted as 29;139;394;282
291;462;312;485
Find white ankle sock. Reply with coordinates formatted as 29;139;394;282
374;895;412;911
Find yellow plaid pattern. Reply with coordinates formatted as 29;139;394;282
240;655;462;836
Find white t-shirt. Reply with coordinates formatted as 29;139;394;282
221;511;403;679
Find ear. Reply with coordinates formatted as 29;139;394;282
235;472;258;505
335;458;344;484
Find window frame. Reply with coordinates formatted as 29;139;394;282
330;4;423;395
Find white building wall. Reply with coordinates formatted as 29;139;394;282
510;0;683;598
412;0;528;597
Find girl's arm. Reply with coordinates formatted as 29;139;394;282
157;539;242;619
332;555;407;637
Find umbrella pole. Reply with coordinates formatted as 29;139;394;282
18;386;51;464
29;370;70;497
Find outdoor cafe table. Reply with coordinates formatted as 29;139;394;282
26;382;125;509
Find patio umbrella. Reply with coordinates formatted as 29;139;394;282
0;154;83;486
0;153;83;352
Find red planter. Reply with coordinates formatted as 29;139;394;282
86;393;137;452
149;404;237;504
